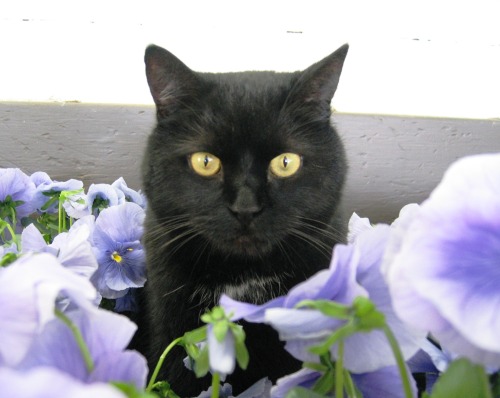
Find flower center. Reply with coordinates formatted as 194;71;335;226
111;251;122;263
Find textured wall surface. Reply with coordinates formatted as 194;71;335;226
2;102;498;223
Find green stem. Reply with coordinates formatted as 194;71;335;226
10;207;17;229
4;222;19;250
343;369;358;398
147;336;183;391
58;196;65;234
7;208;20;250
211;372;220;398
335;340;345;398
382;324;413;398
55;309;94;373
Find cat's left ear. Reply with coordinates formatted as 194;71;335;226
286;44;349;116
144;44;201;118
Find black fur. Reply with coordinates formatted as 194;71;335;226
134;44;349;396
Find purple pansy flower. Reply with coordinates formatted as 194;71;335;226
18;307;148;389
29;171;52;187
31;174;84;213
62;190;90;219
86;183;125;214
221;216;424;374
90;202;146;298
22;222;98;280
194;378;272;398
270;368;318;397
112;177;147;209
0;168;37;219
114;288;139;313
0;367;126;398
383;153;500;368
207;323;236;378
271;365;417;398
0;253;97;367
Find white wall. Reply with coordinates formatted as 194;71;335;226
1;0;500;119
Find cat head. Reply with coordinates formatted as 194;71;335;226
142;44;348;262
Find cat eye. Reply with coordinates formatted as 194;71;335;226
189;152;222;177
269;153;302;178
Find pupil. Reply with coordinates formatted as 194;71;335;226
204;155;209;168
283;156;289;168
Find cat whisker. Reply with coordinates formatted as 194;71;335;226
294;215;346;243
287;227;335;261
166;229;205;258
161;283;187;298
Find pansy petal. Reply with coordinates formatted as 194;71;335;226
17;311;88;380
0;253;97;366
352;364;417;398
52;224;98;279
91;350;148;389
87;183;123;209
112;177;147;208
208;324;236;376
0;367;126;398
94;202;145;243
220;294;285;322
434;326;500;368
283;337;325;363
237;377;272;398
21;224;52;253
0;168;37;217
385;154;500;366
347;212;373;243
264;308;339;340
271;368;320;398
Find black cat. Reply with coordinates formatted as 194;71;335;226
135;43;349;396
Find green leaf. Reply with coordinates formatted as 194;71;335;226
285;387;328;398
352;296;376;316
213;319;229;342
182;326;207;345
229;323;246;344
0;252;18;267
352;296;386;331
194;346;210;378
112;382;159;398
235;339;249;370
147;381;181;398
59;188;84;201
184;343;201;360
211;306;225;321
312;370;335;395
200;313;212;323
357;310;386;331
429;358;492;398
41;195;59;211
309;322;357;356
303;362;329;373
296;299;351;320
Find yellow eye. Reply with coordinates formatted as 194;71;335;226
269;153;302;178
189;152;222;177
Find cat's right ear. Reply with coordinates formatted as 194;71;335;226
144;45;201;117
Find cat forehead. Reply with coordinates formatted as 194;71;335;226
202;71;299;105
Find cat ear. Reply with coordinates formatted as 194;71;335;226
144;45;201;117
286;44;349;116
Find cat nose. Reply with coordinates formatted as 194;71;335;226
229;186;262;225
